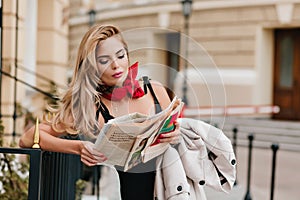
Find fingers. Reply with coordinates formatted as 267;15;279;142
81;141;107;166
81;150;107;166
158;134;180;144
81;155;98;166
174;121;180;130
158;122;181;145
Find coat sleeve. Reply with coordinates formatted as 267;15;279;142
155;147;191;200
178;118;236;193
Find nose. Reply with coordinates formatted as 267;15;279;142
110;59;120;70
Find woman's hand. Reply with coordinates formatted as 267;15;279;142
157;121;181;145
80;141;107;166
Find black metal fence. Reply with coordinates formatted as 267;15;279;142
0;147;84;200
0;147;105;200
225;122;300;200
0;148;42;200
40;151;82;200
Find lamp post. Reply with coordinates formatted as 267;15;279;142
88;9;96;27
86;0;96;26
181;0;192;105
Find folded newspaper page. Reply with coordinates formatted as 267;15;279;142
94;96;184;171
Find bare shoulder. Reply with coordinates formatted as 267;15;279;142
148;80;165;92
148;79;172;109
39;122;67;137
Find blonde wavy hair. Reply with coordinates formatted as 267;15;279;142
50;24;128;139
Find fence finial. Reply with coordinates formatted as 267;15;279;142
32;118;40;149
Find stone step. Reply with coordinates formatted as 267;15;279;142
221;117;300;130
203;117;300;152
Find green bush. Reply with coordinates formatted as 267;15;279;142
0;120;29;199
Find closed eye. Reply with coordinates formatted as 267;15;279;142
99;59;109;65
117;54;125;59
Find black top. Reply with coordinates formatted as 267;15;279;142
96;76;162;200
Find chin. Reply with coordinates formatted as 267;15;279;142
112;80;123;87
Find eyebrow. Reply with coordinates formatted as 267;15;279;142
96;48;125;60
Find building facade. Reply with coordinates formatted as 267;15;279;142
69;0;300;120
1;0;300;140
1;0;69;141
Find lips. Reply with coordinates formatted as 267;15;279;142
112;72;123;78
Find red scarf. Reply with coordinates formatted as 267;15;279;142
99;62;144;101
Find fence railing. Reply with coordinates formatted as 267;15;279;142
0;148;42;200
220;120;300;200
0;147;84;200
40;151;82;200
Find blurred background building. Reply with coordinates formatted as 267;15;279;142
1;0;300;141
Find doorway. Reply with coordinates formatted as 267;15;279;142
273;28;300;120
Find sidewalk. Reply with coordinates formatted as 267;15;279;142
205;185;245;200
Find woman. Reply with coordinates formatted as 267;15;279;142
19;24;180;199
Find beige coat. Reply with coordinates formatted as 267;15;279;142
154;118;236;200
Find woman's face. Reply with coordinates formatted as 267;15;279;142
96;36;129;87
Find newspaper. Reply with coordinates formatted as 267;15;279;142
94;96;184;171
